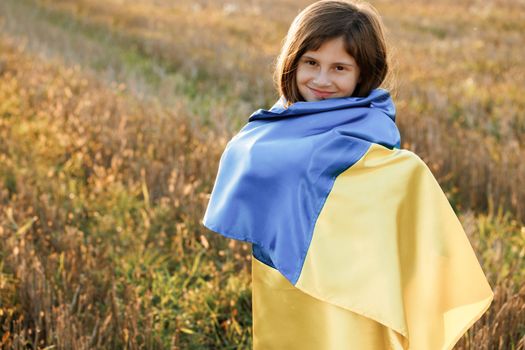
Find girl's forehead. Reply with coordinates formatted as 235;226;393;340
306;37;347;52
302;37;356;61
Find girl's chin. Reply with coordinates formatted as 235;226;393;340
307;94;341;102
299;92;346;102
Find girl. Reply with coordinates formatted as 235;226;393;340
203;1;493;349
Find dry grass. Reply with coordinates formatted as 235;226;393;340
0;38;251;349
0;0;524;348
1;0;523;220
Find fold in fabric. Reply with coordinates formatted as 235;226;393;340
287;143;493;349
202;89;494;349
252;256;407;350
203;89;400;284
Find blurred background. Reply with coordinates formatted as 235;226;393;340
0;0;523;348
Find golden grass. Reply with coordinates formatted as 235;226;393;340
1;0;523;220
0;38;251;349
0;0;524;348
0;32;524;350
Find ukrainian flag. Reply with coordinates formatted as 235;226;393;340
203;89;494;349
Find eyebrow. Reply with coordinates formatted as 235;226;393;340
301;55;356;67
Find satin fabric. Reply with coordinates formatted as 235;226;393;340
203;88;400;284
252;257;406;350
254;143;492;349
202;90;493;349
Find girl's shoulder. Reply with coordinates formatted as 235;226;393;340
361;143;435;179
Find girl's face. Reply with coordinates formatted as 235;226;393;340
296;36;360;102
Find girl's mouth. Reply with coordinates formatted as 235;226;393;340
309;87;335;98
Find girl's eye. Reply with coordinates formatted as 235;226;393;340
305;60;316;66
335;66;345;71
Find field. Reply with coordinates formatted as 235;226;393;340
0;0;524;348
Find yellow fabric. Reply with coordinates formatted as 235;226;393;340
252;257;407;349
252;143;493;349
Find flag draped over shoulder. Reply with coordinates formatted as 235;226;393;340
202;88;494;350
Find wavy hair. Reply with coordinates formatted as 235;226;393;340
274;0;390;106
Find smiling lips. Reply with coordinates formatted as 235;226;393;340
309;87;335;98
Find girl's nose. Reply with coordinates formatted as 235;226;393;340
312;70;331;87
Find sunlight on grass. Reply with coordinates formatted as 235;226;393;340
0;0;524;348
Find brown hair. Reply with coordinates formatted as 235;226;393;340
274;0;389;106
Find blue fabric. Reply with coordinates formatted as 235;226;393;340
202;88;401;284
